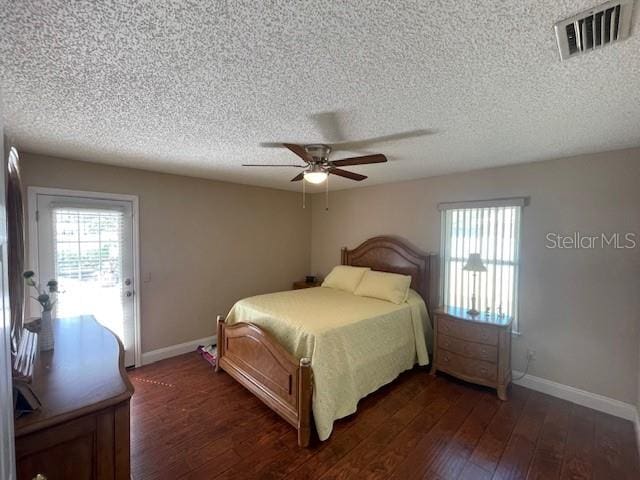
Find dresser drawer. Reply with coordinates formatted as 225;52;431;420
16;415;97;480
437;349;497;382
438;334;498;363
437;315;498;345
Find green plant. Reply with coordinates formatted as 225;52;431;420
23;271;58;312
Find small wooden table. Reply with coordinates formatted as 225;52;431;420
431;306;512;400
292;280;322;289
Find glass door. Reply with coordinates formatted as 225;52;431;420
35;194;136;366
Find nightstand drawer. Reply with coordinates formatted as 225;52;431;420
293;281;321;290
438;349;497;382
438;334;497;363
437;316;498;345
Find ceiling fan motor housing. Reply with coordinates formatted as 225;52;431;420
304;144;332;164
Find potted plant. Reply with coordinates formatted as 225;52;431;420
23;271;58;351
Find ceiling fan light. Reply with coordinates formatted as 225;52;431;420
303;171;328;184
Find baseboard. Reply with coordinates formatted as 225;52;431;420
512;370;636;421
141;335;217;366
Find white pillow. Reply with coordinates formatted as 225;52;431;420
354;270;412;304
321;266;370;293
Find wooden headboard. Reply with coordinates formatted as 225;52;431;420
341;236;434;311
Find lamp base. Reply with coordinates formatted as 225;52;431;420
466;308;480;317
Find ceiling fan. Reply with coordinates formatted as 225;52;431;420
243;143;387;184
242;111;432;184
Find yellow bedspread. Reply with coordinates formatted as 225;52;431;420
225;286;432;441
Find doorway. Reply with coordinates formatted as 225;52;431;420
28;188;140;367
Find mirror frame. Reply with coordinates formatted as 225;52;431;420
6;147;25;357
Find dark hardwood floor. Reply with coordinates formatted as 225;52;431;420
128;353;639;479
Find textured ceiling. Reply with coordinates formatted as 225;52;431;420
1;0;640;191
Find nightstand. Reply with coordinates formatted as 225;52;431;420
431;306;512;400
293;280;322;290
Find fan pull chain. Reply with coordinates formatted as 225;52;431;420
302;177;306;209
325;175;329;211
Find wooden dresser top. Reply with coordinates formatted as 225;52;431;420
436;305;513;327
14;316;134;437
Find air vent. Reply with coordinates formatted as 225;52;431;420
554;0;634;60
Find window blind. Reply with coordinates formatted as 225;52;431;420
52;206;125;324
440;202;522;328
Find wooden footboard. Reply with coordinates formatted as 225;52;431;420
215;315;313;447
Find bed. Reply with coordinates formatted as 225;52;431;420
215;236;434;447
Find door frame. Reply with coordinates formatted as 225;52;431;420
27;186;142;367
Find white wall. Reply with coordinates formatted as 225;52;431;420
311;148;640;405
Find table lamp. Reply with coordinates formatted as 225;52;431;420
463;253;486;316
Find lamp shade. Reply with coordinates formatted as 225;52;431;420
463;253;486;272
304;171;328;184
304;164;328;184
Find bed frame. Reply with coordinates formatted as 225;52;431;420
216;236;433;447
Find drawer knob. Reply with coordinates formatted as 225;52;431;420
443;355;450;363
33;475;48;480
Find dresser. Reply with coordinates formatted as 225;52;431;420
431;306;512;400
14;316;134;480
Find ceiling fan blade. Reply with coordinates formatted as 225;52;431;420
242;164;306;167
331;129;433;151
331;154;387;167
309;111;348;143
291;172;305;182
258;142;288;148
329;168;367;181
283;143;313;163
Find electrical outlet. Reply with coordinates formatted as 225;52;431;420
527;349;536;362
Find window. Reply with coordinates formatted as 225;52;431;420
51;206;126;338
439;198;524;329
